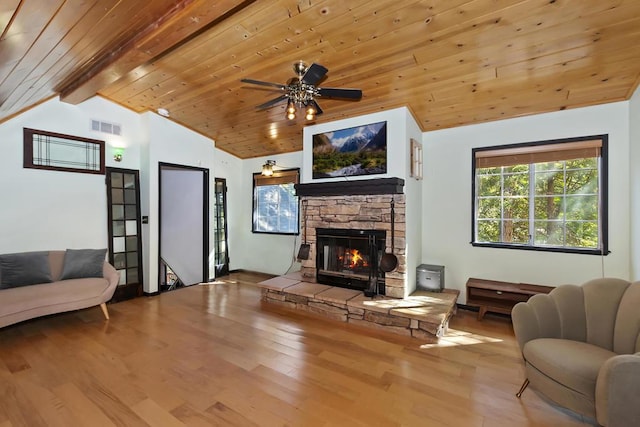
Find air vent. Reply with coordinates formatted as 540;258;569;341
91;119;122;136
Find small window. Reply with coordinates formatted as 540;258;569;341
24;128;105;174
472;135;608;255
252;168;300;234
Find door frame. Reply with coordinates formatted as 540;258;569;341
106;167;143;301
214;177;230;277
158;162;209;289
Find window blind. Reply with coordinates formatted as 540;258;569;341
253;169;299;187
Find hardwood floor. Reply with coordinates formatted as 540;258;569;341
0;272;596;426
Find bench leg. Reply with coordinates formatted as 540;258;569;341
516;378;529;398
99;303;110;320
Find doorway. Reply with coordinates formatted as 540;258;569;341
214;178;229;277
158;163;209;291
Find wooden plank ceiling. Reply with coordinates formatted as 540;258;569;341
1;0;639;159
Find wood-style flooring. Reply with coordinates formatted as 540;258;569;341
0;272;596;426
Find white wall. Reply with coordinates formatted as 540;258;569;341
423;102;631;302
0;96;220;294
629;85;640;280
0;97;144;253
3;93;637;299
236;151;303;275
143;113;216;292
213;148;244;271
404;111;424;294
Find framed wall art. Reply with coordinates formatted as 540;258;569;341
410;138;423;180
312;121;387;179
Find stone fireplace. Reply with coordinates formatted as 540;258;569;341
257;178;459;340
255;109;459;339
296;178;407;298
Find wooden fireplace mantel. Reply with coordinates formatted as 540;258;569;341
295;177;404;197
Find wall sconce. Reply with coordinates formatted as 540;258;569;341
113;148;124;162
262;160;276;176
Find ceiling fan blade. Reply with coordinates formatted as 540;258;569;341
241;78;286;90
301;63;328;86
318;87;362;100
309;99;323;116
255;94;288;110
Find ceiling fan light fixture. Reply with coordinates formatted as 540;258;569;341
306;104;316;117
286;99;296;114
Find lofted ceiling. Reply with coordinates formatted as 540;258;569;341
1;0;639;159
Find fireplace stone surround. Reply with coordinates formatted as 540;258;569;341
257;177;459;340
296;178;407;298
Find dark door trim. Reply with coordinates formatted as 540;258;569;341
106;167;143;301
214;177;230;278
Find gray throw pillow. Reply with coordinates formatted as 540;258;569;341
60;248;107;280
0;251;52;289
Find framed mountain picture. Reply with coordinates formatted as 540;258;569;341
312;121;387;179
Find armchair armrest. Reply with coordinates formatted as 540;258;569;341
595;353;640;427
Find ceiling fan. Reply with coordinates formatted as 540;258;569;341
241;61;363;121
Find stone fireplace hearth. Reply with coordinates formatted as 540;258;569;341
256;177;459;340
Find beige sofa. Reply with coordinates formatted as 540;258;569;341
512;278;640;427
0;250;119;328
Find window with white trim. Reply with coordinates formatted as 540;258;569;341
252;168;300;235
472;135;608;254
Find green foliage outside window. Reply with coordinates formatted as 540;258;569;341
475;157;601;250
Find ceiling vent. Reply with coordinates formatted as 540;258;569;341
91;119;121;136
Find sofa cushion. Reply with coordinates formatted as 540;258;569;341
60;249;107;280
524;338;616;398
0;251;52;289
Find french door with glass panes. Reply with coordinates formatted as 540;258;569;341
106;168;143;301
214;178;229;277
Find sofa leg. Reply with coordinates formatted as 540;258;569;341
99;303;110;320
516;378;529;398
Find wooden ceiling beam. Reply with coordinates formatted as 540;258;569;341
59;0;253;105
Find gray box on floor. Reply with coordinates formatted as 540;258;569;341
416;264;444;292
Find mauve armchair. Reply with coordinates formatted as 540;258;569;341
512;278;640;427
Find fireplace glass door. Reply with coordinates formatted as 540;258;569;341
316;228;385;293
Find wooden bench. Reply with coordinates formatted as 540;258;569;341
465;278;554;320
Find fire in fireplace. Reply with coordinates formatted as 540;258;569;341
316;228;386;294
